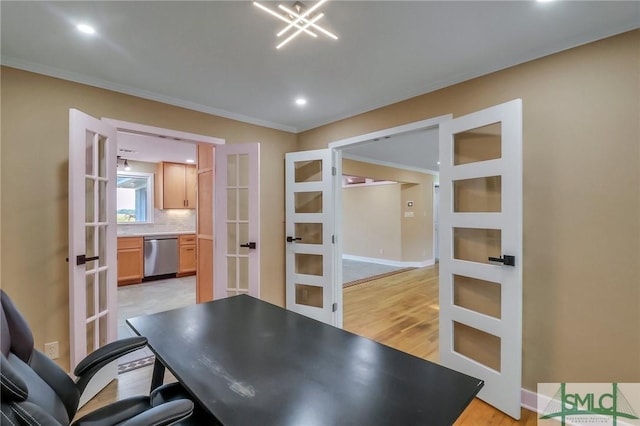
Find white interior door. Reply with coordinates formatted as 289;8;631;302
214;143;260;299
68;109;118;405
438;99;523;419
285;149;336;324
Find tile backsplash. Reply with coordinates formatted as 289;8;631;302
117;208;195;235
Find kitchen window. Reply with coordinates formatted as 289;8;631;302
117;172;154;223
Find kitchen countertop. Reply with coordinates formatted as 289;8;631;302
117;231;195;237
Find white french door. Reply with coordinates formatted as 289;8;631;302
285;149;337;324
68;109;118;405
214;143;260;299
438;99;523;419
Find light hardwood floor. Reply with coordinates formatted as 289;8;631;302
79;265;537;424
343;265;537;425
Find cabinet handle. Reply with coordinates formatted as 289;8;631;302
185;248;195;251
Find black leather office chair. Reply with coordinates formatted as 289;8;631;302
0;289;194;425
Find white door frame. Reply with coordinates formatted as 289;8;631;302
328;114;452;327
101;119;225;303
102;119;225;146
69;117;224;367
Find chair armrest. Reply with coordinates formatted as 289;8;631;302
73;337;147;394
116;399;194;426
3;401;65;426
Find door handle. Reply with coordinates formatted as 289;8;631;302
488;255;515;266
76;254;99;265
240;242;257;249
286;236;302;243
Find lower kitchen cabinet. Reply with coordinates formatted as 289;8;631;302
117;237;144;286
178;234;196;277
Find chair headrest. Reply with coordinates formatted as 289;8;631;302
0;290;34;363
0;354;28;403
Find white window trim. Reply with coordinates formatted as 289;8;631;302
116;171;154;224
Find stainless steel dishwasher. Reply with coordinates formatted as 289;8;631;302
143;235;178;278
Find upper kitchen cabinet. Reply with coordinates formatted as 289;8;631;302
155;161;197;209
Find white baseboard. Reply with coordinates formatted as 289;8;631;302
343;254;434;268
521;387;539;413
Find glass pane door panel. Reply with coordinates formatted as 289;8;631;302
98;135;107;178
227;258;236;288
295;253;323;276
98;181;107;222
98;271;107;312
227;154;237;186
98;226;106;267
86;274;95;318
237;188;248;220
227;224;238;254
227;189;237;220
295;223;323;244
85;179;95;222
239;257;249;289
99;316;107;347
453;275;501;319
454;176;501;213
85;131;94;175
86;226;96;258
453;321;501;372
238;154;249;186
454;122;501;165
295;284;323;308
295;192;322;214
86;321;95;354
453;228;501;264
295;160;322;183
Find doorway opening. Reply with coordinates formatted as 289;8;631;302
104;118;224;372
329;115;449;362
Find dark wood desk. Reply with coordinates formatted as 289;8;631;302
127;295;483;425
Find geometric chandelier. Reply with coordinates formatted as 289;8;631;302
253;0;338;49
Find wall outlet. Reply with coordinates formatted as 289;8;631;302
44;342;59;360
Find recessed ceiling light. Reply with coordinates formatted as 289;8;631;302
186;159;195;164
295;98;307;106
76;24;96;35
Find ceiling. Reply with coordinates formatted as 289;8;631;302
117;132;197;164
2;1;638;136
342;127;440;173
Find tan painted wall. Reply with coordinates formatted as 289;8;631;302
342;184;402;260
300;30;640;390
2;30;638;393
0;67;297;370
342;159;434;261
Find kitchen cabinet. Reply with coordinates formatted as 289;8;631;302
155;162;197;209
117;237;144;286
178;234;196;277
